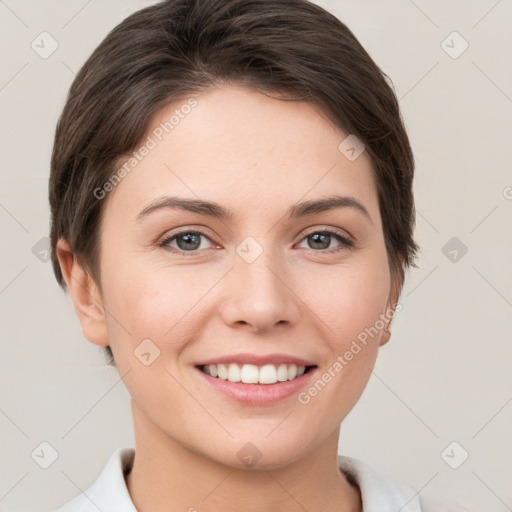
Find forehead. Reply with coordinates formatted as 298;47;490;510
103;84;379;224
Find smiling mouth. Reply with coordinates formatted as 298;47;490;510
196;363;317;385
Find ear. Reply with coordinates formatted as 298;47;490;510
379;271;403;347
56;238;109;347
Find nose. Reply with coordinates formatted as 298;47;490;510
218;246;301;334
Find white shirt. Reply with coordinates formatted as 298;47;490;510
55;447;471;512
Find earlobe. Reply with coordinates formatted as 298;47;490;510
379;273;403;347
55;238;110;347
379;325;392;346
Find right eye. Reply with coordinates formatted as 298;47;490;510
159;229;216;255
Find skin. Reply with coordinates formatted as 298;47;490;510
57;83;402;512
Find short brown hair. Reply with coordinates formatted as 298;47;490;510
49;0;420;365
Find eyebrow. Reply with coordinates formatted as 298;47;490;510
135;194;373;225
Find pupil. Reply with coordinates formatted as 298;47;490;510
310;233;329;250
177;233;200;250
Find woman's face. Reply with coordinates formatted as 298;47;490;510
87;84;399;468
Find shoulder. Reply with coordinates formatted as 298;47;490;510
54;447;136;512
337;455;473;512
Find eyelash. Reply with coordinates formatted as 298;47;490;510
158;227;355;256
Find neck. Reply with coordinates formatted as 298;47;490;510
125;401;361;512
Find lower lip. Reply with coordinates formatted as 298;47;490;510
194;366;318;406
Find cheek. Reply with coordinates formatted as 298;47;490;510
299;256;390;346
101;258;214;354
293;262;388;422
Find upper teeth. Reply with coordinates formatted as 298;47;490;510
202;363;307;384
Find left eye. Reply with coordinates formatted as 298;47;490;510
296;230;354;252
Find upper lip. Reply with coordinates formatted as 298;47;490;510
195;353;316;367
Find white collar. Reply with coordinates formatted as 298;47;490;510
57;446;425;511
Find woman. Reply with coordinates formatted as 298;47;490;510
49;0;468;510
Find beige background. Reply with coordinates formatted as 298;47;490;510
0;1;511;511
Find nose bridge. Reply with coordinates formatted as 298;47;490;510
240;247;280;292
235;235;286;300
220;235;299;331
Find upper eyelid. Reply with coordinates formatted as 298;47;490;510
159;226;216;244
300;225;352;240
